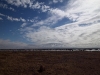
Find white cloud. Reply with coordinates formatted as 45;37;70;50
0;13;39;22
33;0;100;27
13;18;20;21
53;0;58;3
9;7;15;11
31;2;42;9
49;0;63;4
0;13;6;16
0;39;55;49
7;16;13;21
0;3;15;11
7;16;21;22
5;0;34;8
0;39;28;49
6;15;37;22
7;16;27;22
20;17;26;22
20;0;100;48
53;0;63;3
41;5;50;12
5;0;50;12
3;0;99;48
22;22;100;48
48;0;100;25
0;17;3;20
21;23;27;27
0;3;7;8
32;15;63;26
65;0;100;22
50;8;66;18
5;0;43;9
30;8;67;27
20;27;33;33
28;19;34;22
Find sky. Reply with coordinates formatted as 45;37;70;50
0;0;100;49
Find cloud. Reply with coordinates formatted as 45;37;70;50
49;0;63;4
0;39;28;49
5;0;34;8
5;0;51;12
0;13;18;21
65;0;100;22
7;16;26;22
30;8;67;27
0;3;15;11
49;0;100;25
0;13;6;16
21;22;100;48
1;0;99;48
32;0;100;27
0;13;38;22
0;39;57;49
6;16;38;22
31;1;42;9
20;0;100;48
21;23;27;27
32;15;63;26
0;17;3;20
9;7;15;11
5;0;43;9
5;0;100;25
41;5;50;12
53;0;63;3
20;17;26;22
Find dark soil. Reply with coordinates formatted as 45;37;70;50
0;51;100;75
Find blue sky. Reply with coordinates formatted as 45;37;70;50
0;0;100;49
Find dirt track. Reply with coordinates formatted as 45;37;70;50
0;51;100;75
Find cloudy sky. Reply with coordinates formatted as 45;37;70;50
0;0;100;49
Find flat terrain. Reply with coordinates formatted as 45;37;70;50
0;51;100;75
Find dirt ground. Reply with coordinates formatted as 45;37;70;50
0;51;100;75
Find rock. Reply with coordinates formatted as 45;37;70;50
38;65;45;73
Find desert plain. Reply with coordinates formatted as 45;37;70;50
0;51;100;75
